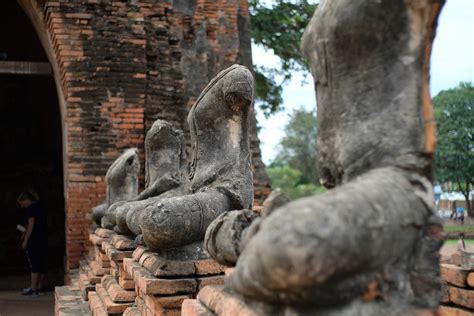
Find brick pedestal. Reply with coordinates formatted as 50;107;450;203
88;231;137;315
122;247;225;316
439;255;474;315
57;228;226;315
78;228;115;300
55;272;91;316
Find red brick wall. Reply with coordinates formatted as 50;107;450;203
26;0;270;271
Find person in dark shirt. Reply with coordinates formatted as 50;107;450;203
17;190;48;297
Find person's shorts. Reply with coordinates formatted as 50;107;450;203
26;248;47;273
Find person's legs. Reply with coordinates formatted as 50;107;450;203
30;273;39;291
38;273;45;291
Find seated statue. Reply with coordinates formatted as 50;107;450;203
91;148;140;225
113;120;188;235
138;64;254;253
204;1;445;315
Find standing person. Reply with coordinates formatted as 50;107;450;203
17;190;48;297
458;233;466;251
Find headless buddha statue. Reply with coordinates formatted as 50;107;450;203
91;148;139;226
113;120;188;235
139;64;254;253
204;1;445;315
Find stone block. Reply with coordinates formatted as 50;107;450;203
123;258;140;278
95;249;109;263
102;275;136;303
103;242;134;261
90;260;110;276
87;270;102;285
182;299;214;316
439;305;474;316
79;271;95;301
449;286;474;309
88;291;107;316
119;266;133;280
143;294;184;316
95;228;114;238
135;296;151;316
132;246;148;261
110;267;119;279
467;273;474;287
441;264;468;287
197;285;258;316
123;306;142;316
140;252;195;277
136;272;197;295
89;233;107;246
95;283;133;314
197;275;225;290
119;275;135;290
194;259;225;276
111;234;137;250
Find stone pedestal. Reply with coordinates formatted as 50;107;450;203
122;247;225;316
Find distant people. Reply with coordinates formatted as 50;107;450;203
456;207;465;225
17;190;48;297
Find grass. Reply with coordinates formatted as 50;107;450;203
443;225;474;233
444;239;474;245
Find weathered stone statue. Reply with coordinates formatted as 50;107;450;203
203;1;445;315
113;120;188;235
91;148;140;225
138;64;254;253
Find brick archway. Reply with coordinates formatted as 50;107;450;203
0;1;66;281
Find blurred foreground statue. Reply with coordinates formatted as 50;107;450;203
200;1;445;315
90;148;140;225
136;64;254;254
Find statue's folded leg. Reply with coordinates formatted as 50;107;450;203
228;167;441;307
101;201;127;229
140;190;232;251
115;198;159;235
91;203;108;226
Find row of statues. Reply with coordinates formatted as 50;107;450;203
90;0;445;313
92;64;254;258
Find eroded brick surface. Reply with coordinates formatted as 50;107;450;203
441;264;468;287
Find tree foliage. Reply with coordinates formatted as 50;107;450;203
250;0;317;116
267;165;325;200
267;107;323;199
434;82;474;214
273;107;318;184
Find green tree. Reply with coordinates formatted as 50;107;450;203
273;107;318;184
267;165;325;200
250;0;317;116
434;82;474;216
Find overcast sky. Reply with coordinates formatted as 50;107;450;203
254;0;474;164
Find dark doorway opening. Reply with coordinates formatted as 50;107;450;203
0;1;65;288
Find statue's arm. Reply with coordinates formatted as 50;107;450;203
228;167;433;303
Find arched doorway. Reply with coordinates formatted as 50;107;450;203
0;1;65;288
